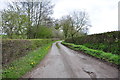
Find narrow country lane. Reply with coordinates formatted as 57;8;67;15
22;41;118;78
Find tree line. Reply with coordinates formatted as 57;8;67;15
1;0;91;39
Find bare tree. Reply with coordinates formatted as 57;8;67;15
71;10;91;37
61;10;91;40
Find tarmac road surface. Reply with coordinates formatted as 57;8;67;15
22;41;119;78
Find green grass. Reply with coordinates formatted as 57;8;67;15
56;43;60;49
82;43;119;55
2;39;53;66
2;42;54;79
62;41;120;65
65;31;120;55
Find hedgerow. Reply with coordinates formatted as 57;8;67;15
62;41;120;65
2;39;53;66
2;42;54;79
65;31;120;55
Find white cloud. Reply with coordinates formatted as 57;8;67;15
0;1;8;11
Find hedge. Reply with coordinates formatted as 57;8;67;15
2;39;53;67
2;42;53;78
62;41;120;65
65;31;120;55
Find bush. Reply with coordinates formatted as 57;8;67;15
65;31;120;55
34;26;53;38
2;39;53;66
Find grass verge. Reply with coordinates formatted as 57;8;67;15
56;43;60;49
62;41;120;65
2;39;53;66
2;41;54;79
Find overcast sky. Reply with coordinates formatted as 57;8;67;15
52;0;119;34
0;0;119;34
